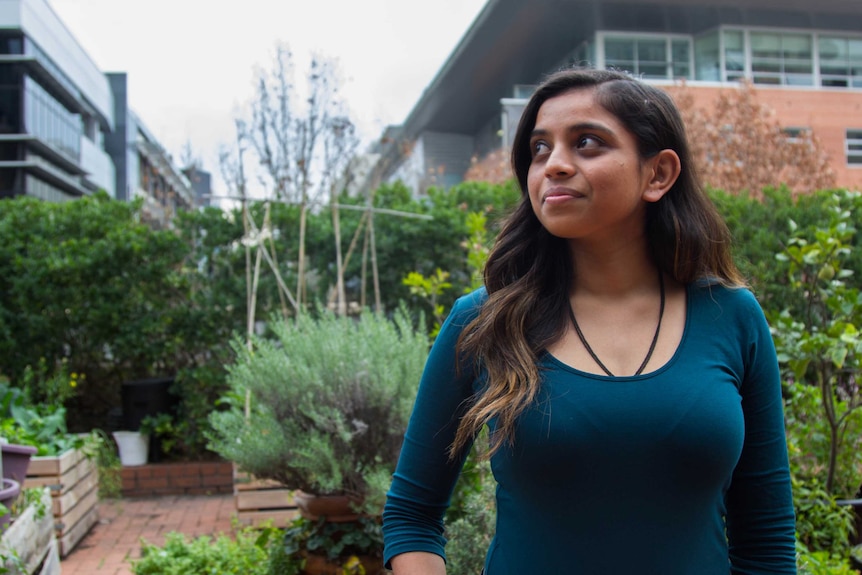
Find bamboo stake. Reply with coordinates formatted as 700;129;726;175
331;198;347;316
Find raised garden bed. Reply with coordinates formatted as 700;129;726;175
0;487;60;575
233;465;299;527
23;448;98;557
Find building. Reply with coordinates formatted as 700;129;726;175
0;0;206;225
377;0;862;195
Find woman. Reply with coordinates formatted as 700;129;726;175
382;68;796;574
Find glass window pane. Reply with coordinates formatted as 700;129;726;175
672;40;689;61
638;39;666;63
823;78;849;87
606;38;635;61
785;61;813;75
753;75;781;85
822;64;848;76
751;33;781;59
723;30;744;50
640;64;667;78
673;62;690;78
752;60;781;73
819;37;846;62
782;34;811;59
695;32;720;81
786;74;814;86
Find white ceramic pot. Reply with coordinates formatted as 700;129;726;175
112;431;149;466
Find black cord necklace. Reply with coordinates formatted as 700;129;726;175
567;272;665;377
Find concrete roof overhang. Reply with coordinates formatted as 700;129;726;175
399;0;862;140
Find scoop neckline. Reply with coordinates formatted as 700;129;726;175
542;282;692;381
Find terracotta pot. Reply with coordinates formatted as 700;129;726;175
294;490;362;523
302;552;384;575
0;477;21;531
1;443;37;483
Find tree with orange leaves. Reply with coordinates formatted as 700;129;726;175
673;81;835;198
466;81;835;197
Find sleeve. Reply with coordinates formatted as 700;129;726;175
725;291;798;574
381;290;486;568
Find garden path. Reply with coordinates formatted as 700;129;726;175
59;494;235;575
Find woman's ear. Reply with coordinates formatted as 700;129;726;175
642;149;681;203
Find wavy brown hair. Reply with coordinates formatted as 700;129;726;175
450;68;745;458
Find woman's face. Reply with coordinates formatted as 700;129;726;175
526;88;658;244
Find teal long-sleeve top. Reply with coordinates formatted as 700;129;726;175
382;282;797;574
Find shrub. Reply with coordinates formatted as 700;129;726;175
132;529;277;575
445;457;496;575
208;308;428;512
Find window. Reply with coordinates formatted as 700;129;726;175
723;30;746;82
750;32;813;86
512;85;536;99
694;32;720;81
23;76;81;161
699;27;862;87
0;34;23;55
819;36;862;88
783;127;813;147
847;129;862;165
601;34;692;80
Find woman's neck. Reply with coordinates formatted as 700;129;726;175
569;238;659;298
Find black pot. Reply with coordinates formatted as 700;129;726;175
121;377;177;462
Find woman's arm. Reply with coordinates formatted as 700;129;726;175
390;551;447;575
726;293;797;574
382;290;486;570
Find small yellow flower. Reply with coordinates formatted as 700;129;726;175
341;556;365;575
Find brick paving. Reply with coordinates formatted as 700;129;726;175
60;494;236;575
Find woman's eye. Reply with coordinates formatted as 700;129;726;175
532;141;550;156
576;135;601;149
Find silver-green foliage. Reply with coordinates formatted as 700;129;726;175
444;458;497;575
208;308;427;509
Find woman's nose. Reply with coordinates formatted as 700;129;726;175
544;147;575;179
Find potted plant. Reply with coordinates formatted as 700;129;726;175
208;307;427;568
0;478;20;532
111;430;149;467
1;442;37;484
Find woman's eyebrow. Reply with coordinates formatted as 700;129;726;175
531;122;612;138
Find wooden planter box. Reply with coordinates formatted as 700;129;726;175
0;488;61;575
23;448;99;557
233;465;299;527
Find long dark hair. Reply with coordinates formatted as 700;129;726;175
451;68;744;458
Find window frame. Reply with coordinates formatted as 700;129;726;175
847;129;862;166
596;31;694;80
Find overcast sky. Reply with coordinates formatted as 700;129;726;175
49;0;487;191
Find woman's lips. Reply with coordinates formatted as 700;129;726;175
542;187;584;204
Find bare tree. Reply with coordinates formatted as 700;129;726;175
245;44;356;307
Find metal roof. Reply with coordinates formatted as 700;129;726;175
398;0;862;139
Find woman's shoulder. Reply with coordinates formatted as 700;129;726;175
446;287;488;325
689;278;764;320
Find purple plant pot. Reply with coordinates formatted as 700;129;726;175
1;443;38;484
0;477;21;531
